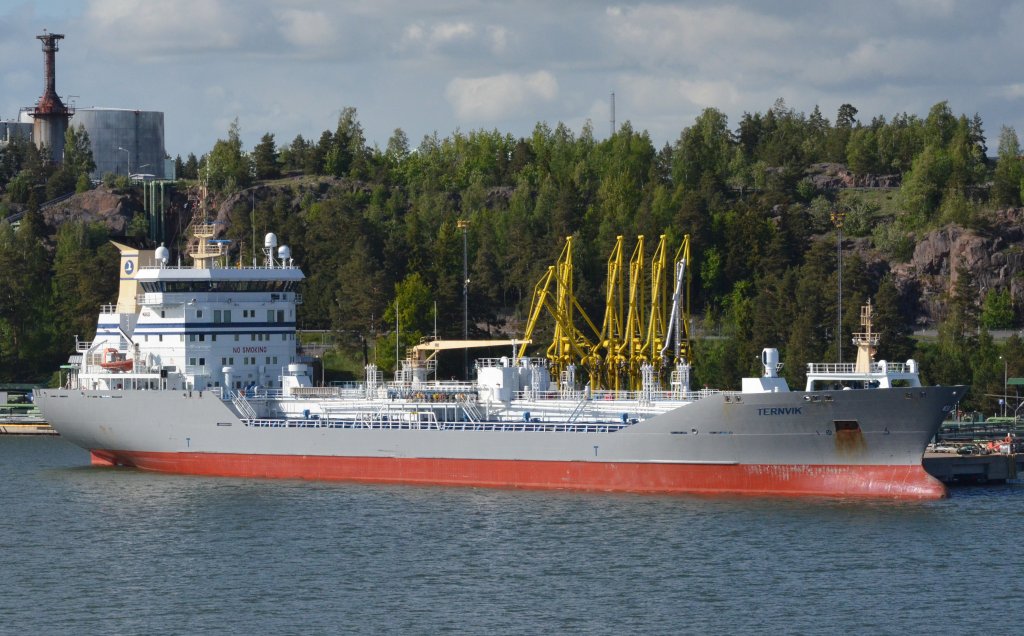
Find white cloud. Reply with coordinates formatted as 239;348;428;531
487;26;508;55
993;83;1024;100
84;0;246;55
604;4;793;67
277;9;336;48
398;19;514;59
618;75;740;111
446;71;558;120
894;0;956;17
401;21;475;50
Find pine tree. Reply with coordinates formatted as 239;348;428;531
992;126;1023;207
253;133;280;180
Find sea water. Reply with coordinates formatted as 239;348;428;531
1;436;1021;635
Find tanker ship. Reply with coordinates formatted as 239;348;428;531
34;225;966;499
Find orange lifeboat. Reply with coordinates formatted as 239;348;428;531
99;347;133;372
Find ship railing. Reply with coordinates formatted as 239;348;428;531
476;357;548;368
100;304;117;314
517;388;711;403
806;362;913;375
806;362;857;375
872;361;910;374
75;337;93;352
288;386;366;399
385;386;480;402
138;264;302;271
242;417;636;434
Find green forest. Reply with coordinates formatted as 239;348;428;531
2;99;1022;416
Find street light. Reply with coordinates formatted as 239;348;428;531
830;209;846;363
117;146;131;176
457;219;470;380
1001;355;1008;417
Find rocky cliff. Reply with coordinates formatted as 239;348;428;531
40;186;143;236
889;208;1024;324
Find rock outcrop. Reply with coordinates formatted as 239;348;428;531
889;208;1024;323
807;163;901;190
41;186;143;236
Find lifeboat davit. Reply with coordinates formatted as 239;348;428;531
99;347;133;372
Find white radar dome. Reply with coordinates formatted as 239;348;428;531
278;245;291;261
264;232;278;249
155;243;170;265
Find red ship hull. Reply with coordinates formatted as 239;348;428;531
90;450;947;500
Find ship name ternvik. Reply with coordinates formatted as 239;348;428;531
758;407;803;416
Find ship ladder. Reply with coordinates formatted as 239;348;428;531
565;392;591;424
456;394;483;423
231;393;258;421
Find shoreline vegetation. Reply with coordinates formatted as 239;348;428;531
2;100;1023;414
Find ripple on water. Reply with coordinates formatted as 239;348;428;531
1;436;1022;634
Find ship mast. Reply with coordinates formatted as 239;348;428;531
185;177;227;269
851;300;879;373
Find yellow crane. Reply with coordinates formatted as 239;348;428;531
619;236;646;389
521;233;691;391
519;237;603;388
596;236;626;390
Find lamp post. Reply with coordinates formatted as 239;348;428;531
1001;355;1008;417
830;209;846;363
117;146;131;176
457;219;470;381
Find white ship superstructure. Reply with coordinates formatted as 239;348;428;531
74;234;305;395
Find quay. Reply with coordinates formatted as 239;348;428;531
0;423;57;435
924;452;1022;485
1;387;52;434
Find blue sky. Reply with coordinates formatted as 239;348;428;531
3;0;1024;159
